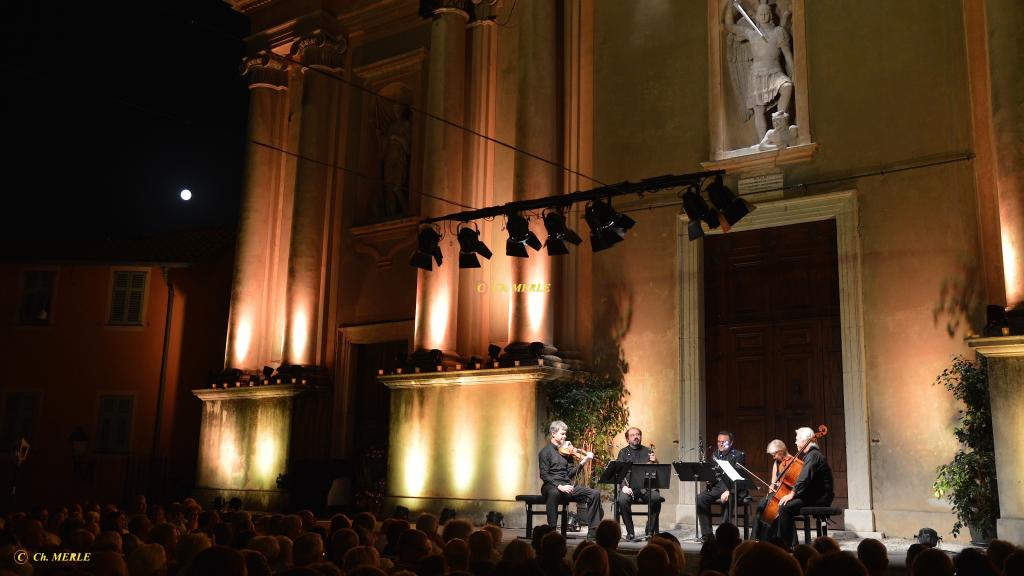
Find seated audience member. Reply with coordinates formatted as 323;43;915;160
911;547;954;576
805;551;868;576
241;549;273;576
148;522;180;559
394;529;432;572
280;515;303;541
954;546;999;576
1004;549;1024;575
246;535;281;566
382;520;410;558
468;528;499;562
417;554;446;576
327;528;359;565
188;544;246;576
856;538;888;576
648;536;685;575
294;533;326;567
352;512;377;534
905;542;926;572
329;513;352;533
346;566;388;576
298;510;317;533
342;545;382;572
791;543;820;572
574;544;609;576
148;504;166;526
635;544;669;576
730;542;802;576
66;528;95;553
538;531;572;576
986;539;1017;574
175;532;213;572
276;535;295;570
89;549;129;576
811;535;841;555
415;513;444;552
443;538;471;573
530;524;556;555
496;538;536;576
594;519;636;576
127;542;167;576
441;519;474;543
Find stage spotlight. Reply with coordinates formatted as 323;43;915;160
212;496;225;512
505;213;542;257
584;199;635;252
707;175;752;225
410;226;443;271
542;210;583;256
228;497;243;512
915;527;940;547
440;507;457;523
457;223;493;268
485;511;505;527
393;505;410;520
262;366;275;380
681;190;726;241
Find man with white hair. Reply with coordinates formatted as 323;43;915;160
776;426;834;545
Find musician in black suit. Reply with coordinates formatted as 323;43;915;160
696;430;747;539
614;427;664;541
538;420;604;539
777;426;834;545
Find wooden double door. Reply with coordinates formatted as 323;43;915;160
704;219;847;510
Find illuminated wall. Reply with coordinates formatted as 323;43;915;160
383;370;556;516
194;387;300;506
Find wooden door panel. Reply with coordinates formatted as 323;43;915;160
705;220;848;511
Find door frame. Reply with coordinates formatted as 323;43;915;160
676;190;874;531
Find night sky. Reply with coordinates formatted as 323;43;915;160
2;2;250;240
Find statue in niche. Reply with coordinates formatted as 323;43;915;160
722;0;797;151
375;90;412;219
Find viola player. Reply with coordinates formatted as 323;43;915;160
539;420;604;539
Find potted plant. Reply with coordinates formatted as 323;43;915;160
932;355;999;544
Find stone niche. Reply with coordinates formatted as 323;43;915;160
379;366;573;526
704;0;816;173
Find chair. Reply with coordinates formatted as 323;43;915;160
515;494;569;538
795;506;843;544
709;496;755;539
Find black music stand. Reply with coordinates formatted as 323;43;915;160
673;461;719;540
598;460;632;486
628;463;671;540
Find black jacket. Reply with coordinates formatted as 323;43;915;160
708;448;749;498
616;444;655;488
793;445;834;505
539;443;581;489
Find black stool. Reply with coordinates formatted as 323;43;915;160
516;494;569;538
796;506;843;544
709;496;754;539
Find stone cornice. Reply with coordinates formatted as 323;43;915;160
353;49;428;85
192;383;315;401
379;365;574;389
290;30;347;69
967;335;1024;357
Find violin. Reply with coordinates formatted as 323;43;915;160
760;424;828;525
558;442;603;466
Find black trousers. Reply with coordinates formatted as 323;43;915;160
696;485;734;538
751;496;778;541
777;497;808;545
542;483;603;530
615;488;664;536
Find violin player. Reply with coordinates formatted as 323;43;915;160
615;426;665;541
539;420;604;539
751;438;793;540
777;426;835;545
696;430;748;539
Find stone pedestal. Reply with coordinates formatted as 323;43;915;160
967;335;1024;544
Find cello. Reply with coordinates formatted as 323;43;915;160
760;424;828;524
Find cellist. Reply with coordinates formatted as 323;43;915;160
777;426;835;545
751;439;793;541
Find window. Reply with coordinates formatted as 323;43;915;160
2;391;41;446
18;270;56;325
109;270;148;325
96;395;134;453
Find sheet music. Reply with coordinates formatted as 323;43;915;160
714;458;744;482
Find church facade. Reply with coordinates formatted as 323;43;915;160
215;0;1024;542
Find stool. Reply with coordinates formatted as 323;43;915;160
797;506;843;544
710;496;754;539
516;494;569;538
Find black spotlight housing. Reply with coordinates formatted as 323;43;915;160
707;176;752;225
457;224;493;268
410;226;443;270
487;344;502;362
543;210;583;256
681;190;725;241
505;213;542;257
440;507;457;523
584;199;635;252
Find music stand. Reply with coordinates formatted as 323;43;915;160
673;461;719;540
628;463;671;540
598;460;632;486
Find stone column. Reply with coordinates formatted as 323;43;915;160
412;2;467;357
225;53;289;371
282;32;346;366
458;10;497;358
507;0;558;353
986;1;1024;315
968;336;1024;544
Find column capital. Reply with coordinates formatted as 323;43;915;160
241;51;289;88
420;0;470;20
289;31;347;70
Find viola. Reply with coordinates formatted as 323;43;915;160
760;424;828;524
